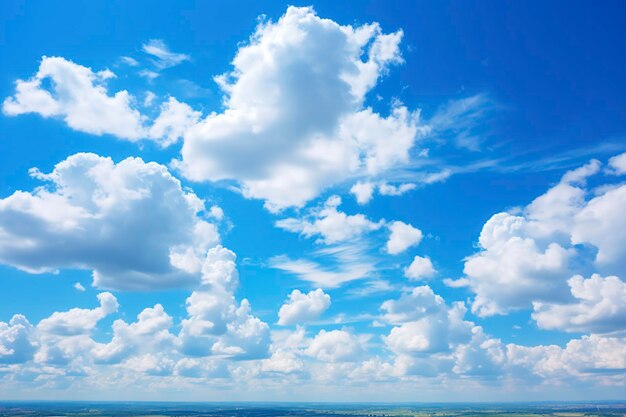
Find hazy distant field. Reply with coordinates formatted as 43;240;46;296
0;402;624;417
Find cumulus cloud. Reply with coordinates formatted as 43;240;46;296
306;329;366;362
459;157;626;317
404;255;436;280
350;181;416;205
0;316;37;364
175;6;425;210
148;97;201;147
92;303;175;365
0;153;219;290
350;181;375;205
276;196;383;244
278;289;331;325
507;334;626;381
532;274;626;334
178;246;270;359
38;292;118;336
382;286;473;355
3;57;145;139
608;151;626;175
385;221;423;254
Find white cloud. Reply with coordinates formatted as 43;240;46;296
269;243;375;288
571;183;626;273
507;334;626;381
73;282;85;292
143;91;157;107
306;329;365;362
148;97;201;147
461;157;626;317
142;39;190;69
404;255;436;280
278;289;331;325
178;246;270;359
532;274;626;334
350;181;375;205
3;56;145;140
276;196;383;244
120;56;139;67
608;151;626;175
0;315;36;364
92;303;175;365
426;94;495;151
208;205;224;221
0;153;219;290
386;221;423;254
37;292;118;336
382;289;473;357
175;6;424;211
350;181;416;205
378;182;416;196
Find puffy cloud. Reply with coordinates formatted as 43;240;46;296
460;158;626;316
92;303;175;364
306;329;365;362
278;289;331;326
350;181;416;205
148;97;201;147
276;196;383;244
404;255;436;280
382;287;473;355
385;221;423;255
0;316;37;364
175;6;424;210
0;153;219;290
608;151;626;175
378;182;416;196
3;57;145;140
507;334;626;381
463;219;573;316
571;184;626;273
178;246;270;359
37;292;118;336
350;181;375;205
174;357;229;378
532;274;626;334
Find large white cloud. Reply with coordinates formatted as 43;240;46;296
174;6;425;210
278;289;331;326
0;153;219;290
3;57;146;139
457;158;626;317
532;274;626;334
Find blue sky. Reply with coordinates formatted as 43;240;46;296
1;0;625;401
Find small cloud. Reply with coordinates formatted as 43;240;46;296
74;282;86;292
142;39;190;69
144;91;156;107
139;69;159;81
120;56;139;67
